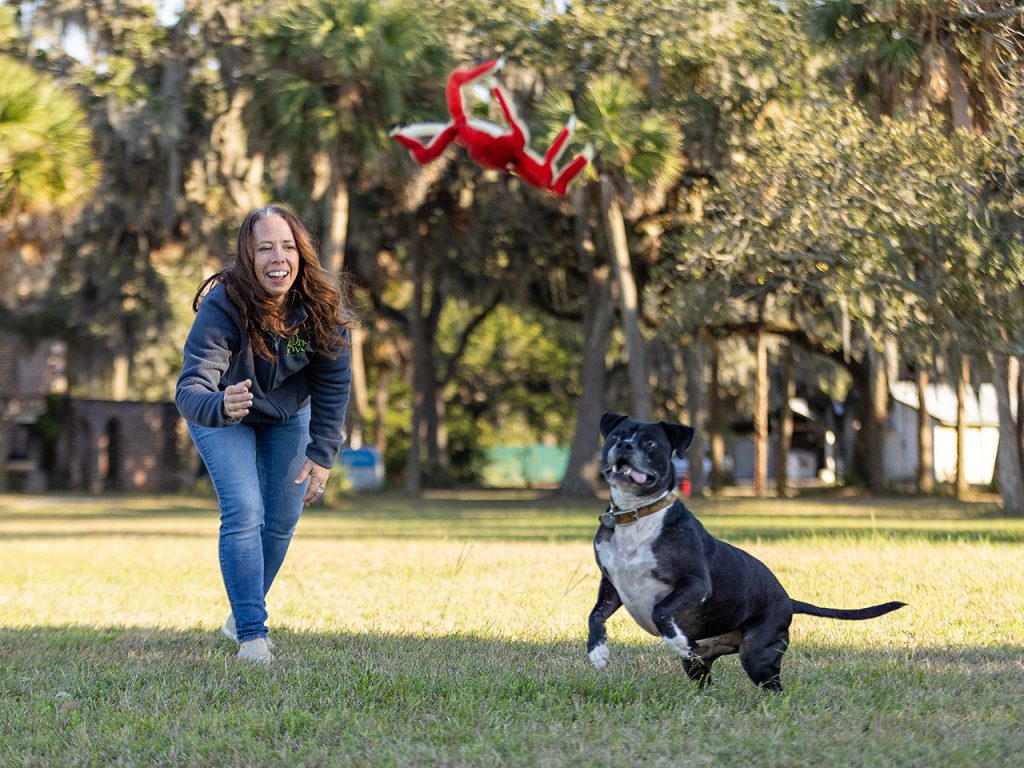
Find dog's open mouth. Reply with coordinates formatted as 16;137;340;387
609;461;651;486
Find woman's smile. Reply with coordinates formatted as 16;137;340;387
253;214;299;302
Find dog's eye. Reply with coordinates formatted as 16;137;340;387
644;439;656;448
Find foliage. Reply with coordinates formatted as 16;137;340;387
808;0;1024;129
251;0;451;187
0;56;96;219
656;97;1024;357
451;304;581;446
2;0;1022;499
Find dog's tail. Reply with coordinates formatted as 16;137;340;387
791;600;906;621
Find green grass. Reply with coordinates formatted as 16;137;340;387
2;491;1022;767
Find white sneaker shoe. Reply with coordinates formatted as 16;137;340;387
223;613;274;651
236;637;274;665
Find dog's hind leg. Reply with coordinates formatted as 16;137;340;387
738;625;789;692
587;575;622;669
682;655;715;688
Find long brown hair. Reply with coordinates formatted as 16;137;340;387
192;204;350;361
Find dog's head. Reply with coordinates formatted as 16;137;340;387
599;413;695;508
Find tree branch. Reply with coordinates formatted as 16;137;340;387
703;319;867;376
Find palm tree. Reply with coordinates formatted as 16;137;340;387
808;0;1023;129
252;0;450;447
0;54;96;490
541;74;684;423
0;56;96;226
253;0;449;272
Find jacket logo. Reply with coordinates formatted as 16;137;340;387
287;335;308;356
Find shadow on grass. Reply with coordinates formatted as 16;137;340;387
3;624;1021;695
4;625;1022;766
1;492;1021;544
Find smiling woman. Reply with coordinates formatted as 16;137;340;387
253;214;299;300
174;203;353;665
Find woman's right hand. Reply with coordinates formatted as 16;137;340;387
223;379;253;420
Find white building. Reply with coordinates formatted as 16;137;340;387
886;382;1004;485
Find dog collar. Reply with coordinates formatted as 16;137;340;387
601;489;678;528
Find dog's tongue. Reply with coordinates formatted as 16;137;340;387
629;468;649;484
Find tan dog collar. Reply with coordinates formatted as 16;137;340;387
601;489;678;527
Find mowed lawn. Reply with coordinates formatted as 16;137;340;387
1;491;1022;767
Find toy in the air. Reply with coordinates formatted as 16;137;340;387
389;58;593;196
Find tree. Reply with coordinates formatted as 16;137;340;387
0;55;97;306
541;75;684;421
0;52;96;490
253;0;450;447
808;0;1023;130
810;0;1024;504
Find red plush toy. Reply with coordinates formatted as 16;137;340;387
390;58;592;196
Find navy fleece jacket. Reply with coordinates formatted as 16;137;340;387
175;283;351;469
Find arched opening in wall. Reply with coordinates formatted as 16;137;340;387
76;417;94;491
103;418;122;491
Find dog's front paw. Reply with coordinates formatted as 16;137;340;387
662;626;693;659
588;642;611;670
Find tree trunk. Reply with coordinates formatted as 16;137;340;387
374;364;391;458
158;20;185;238
956;354;969;499
562;185;613;496
944;41;973;131
560;266;614;495
347;326;370;449
0;418;9;491
322;171;350;274
753;325;769;498
1017;356;1024;476
599;175;651;420
990;350;1024;516
865;345;889;494
776;341;795;497
709;335;725;494
403;215;426;494
683;333;708;496
916;365;934;493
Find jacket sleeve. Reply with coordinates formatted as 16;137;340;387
305;326;352;468
175;293;242;428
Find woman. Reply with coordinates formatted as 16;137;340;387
176;204;351;664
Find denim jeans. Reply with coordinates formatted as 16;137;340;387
188;404;311;643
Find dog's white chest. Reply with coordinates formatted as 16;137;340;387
596;512;672;636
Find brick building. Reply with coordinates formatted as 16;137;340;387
0;332;66;492
54;399;185;492
2;332;190;493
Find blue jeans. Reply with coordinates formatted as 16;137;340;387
188;404;311;643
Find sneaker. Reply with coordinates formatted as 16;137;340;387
236;637;274;665
223;613;274;651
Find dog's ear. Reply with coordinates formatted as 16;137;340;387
661;421;695;457
600;412;629;438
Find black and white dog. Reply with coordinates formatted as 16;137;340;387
587;412;905;692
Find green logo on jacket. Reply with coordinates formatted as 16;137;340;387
287;335;308;356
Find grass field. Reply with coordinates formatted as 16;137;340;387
1;490;1022;767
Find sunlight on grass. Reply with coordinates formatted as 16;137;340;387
2;492;1021;650
2;492;1022;766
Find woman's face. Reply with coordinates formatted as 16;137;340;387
252;214;299;304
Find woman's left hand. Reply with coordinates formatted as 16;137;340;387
295;459;331;504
